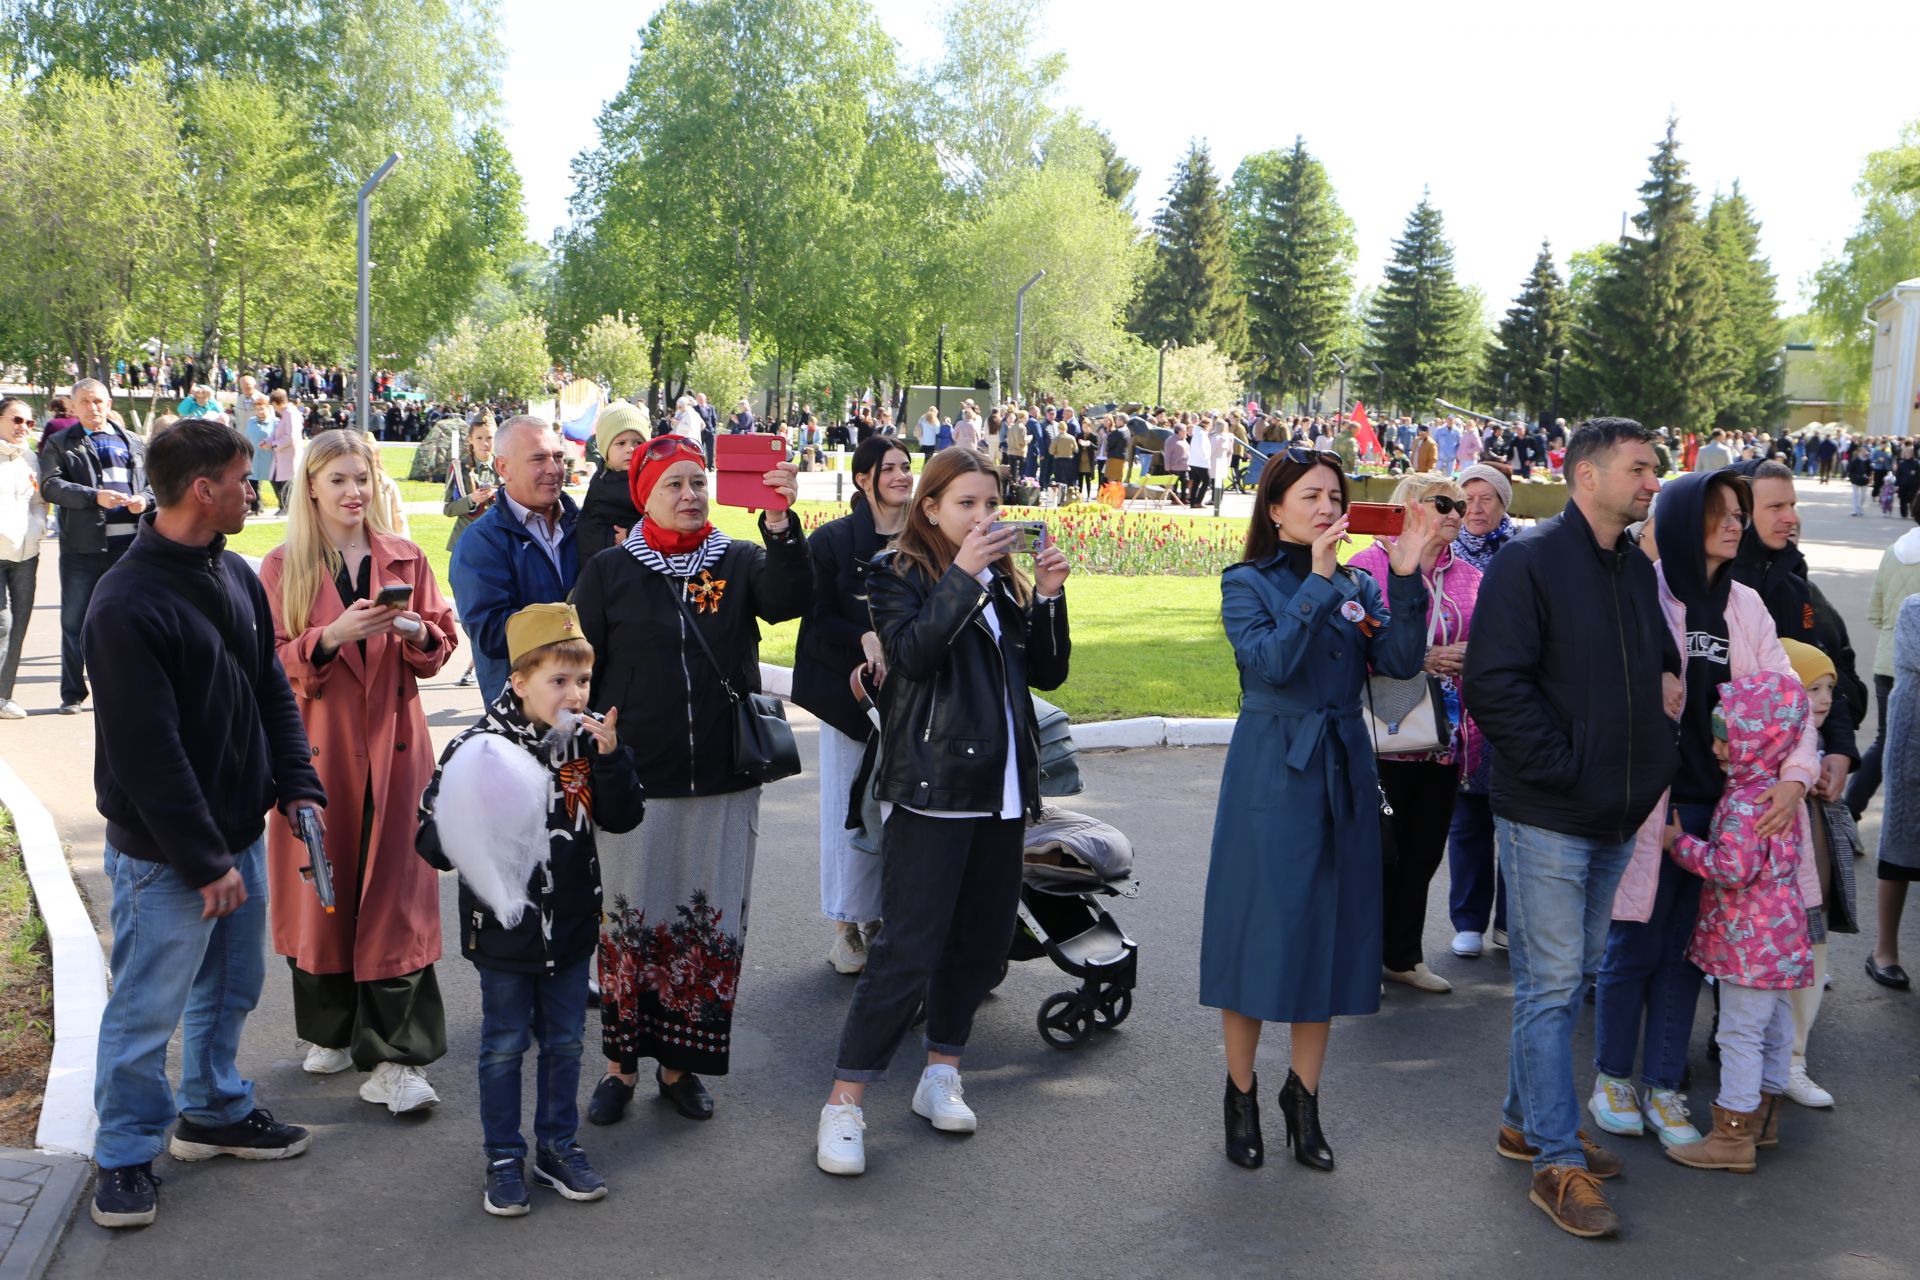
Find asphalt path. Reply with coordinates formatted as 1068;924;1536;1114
7;476;1917;1278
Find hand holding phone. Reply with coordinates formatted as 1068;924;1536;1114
992;520;1050;557
1347;502;1405;537
374;583;414;610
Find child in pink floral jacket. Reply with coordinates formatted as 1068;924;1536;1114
1661;670;1814;1172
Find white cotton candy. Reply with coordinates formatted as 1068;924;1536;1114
433;734;553;928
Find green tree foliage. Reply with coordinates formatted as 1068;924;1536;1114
1131;142;1246;356
1230;137;1356;401
1363;192;1477;410
1043;111;1138;208
571;314;653;401
1811;123;1920;402
415;312;550;402
684;332;754;414
1481;240;1569;420
1703;184;1785;430
925;0;1065;193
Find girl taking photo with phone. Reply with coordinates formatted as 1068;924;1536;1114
1202;446;1437;1174
815;447;1070;1178
259;430;459;1112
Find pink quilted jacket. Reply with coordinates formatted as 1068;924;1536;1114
1348;540;1481;767
1668;672;1815;990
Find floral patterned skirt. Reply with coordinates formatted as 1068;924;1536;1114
597;789;761;1076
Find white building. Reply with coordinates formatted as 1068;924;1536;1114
1867;278;1920;438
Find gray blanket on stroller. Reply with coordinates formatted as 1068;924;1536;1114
1022;807;1133;884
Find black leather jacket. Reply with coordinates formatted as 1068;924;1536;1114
793;500;893;741
39;422;152;554
868;552;1069;818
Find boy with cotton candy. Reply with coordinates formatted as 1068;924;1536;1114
415;602;644;1217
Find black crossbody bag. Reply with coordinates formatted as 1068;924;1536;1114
663;575;803;784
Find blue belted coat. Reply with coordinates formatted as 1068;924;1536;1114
1200;553;1430;1022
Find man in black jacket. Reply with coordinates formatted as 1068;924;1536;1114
84;419;326;1230
1464;417;1678;1240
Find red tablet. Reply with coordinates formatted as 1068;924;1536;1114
714;433;791;511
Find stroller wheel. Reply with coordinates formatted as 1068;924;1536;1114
1037;993;1092;1049
1091;986;1132;1030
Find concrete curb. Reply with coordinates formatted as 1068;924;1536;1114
0;760;105;1158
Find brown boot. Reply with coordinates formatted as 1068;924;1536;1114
1528;1165;1620;1238
1665;1104;1759;1172
1496;1126;1624;1179
1755;1093;1782;1149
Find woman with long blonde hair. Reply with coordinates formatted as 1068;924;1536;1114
258;429;458;1112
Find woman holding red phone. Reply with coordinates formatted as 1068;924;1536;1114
259;430;458;1112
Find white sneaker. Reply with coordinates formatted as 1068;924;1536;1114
827;926;868;975
911;1065;978;1132
1383;962;1453;993
1488;927;1509;950
1587;1073;1644;1137
0;699;24;720
360;1062;440;1113
302;1044;353;1075
1785;1064;1835;1108
816;1101;866;1175
1641;1088;1702;1147
1450;931;1484;958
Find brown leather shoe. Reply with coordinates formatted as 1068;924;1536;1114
1755;1093;1781;1150
1529;1165;1620;1239
1496;1125;1623;1179
1666;1104;1759;1172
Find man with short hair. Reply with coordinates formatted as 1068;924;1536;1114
449;416;581;702
1695;429;1733;474
39;378;151;713
85;418;325;1228
1465;417;1679;1240
1434;416;1461;474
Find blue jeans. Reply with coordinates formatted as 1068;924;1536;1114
1497;818;1635;1170
93;838;268;1170
1446;792;1508;934
59;545;125;705
476;958;590;1158
1593;804;1710;1090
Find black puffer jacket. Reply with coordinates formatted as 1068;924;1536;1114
793;500;894;741
868;552;1069;818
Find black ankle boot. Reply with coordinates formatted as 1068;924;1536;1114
1224;1074;1263;1169
1279;1070;1334;1171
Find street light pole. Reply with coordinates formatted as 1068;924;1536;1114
1296;342;1315;418
1157;340;1170;410
934;324;947;420
1013;270;1046;405
1551;347;1566;425
1371;361;1385;409
1330;353;1348;422
356;152;401;436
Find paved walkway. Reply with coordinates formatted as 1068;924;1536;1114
0;1151;84;1280
0;478;1915;1277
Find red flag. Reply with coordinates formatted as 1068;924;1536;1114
1349;401;1383;461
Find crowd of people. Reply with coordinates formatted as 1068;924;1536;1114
2;380;1916;1247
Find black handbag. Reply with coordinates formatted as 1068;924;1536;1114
664;575;803;784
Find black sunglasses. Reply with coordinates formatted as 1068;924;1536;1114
1283;446;1344;469
1426;495;1466;516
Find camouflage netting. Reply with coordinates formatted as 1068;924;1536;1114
410;418;460;482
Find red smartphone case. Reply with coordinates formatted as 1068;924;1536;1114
714;433;791;511
1348;502;1405;536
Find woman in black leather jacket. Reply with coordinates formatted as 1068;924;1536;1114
814;447;1070;1177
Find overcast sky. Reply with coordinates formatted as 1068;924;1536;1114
499;0;1916;315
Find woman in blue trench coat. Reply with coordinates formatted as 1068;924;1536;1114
1202;448;1438;1173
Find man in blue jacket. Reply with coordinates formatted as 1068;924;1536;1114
450;416;581;703
1464;417;1679;1241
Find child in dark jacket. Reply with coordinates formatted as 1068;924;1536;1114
575;401;647;559
417;602;644;1216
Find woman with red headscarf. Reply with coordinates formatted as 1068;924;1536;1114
571;437;811;1125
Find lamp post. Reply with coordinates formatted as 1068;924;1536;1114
356;152;401;435
934;324;947;420
1551;347;1566;425
1329;352;1348;422
1013;270;1046;405
1371;361;1385;409
1156;340;1170;410
1296;342;1315;418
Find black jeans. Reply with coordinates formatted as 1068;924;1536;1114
1378;759;1461;972
0;555;38;701
833;809;1024;1081
59;545;126;705
1187;466;1211;507
1845;673;1896;819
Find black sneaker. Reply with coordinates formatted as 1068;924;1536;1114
168;1108;312;1162
90;1163;160;1228
532;1142;607;1201
484;1157;531;1217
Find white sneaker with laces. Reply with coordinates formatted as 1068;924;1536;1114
302;1044;353;1074
816;1101;866;1175
0;699;25;720
1450;931;1484;958
1587;1073;1644;1137
1785;1064;1835;1108
827;926;868;975
1641;1087;1702;1146
360;1061;440;1113
911;1065;978;1132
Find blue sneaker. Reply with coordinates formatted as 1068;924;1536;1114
484;1157;531;1217
91;1163;160;1228
532;1142;607;1201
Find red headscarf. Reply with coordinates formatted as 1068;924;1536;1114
628;439;713;555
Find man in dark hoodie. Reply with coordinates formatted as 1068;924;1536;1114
83;419;327;1230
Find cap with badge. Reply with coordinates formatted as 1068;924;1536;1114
506;602;586;666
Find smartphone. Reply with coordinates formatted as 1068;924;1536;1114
714;433;792;512
1347;502;1405;537
992;520;1050;556
374;583;414;609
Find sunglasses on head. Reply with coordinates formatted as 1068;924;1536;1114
1283;446;1344;468
642;435;703;462
1426;495;1466;516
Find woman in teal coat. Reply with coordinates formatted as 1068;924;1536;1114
1203;448;1437;1174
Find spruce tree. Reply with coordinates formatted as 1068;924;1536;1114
1482;239;1569;421
1232;136;1355;402
1704;183;1786;430
1363;191;1476;409
1572;118;1730;432
1132;141;1246;357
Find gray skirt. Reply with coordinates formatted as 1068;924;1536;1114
597;789;761;1076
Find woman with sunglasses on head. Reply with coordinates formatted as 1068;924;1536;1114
1346;474;1481;995
572;436;809;1127
0;399;46;720
794;436;916;974
1587;469;1819;1148
1203;446;1437;1174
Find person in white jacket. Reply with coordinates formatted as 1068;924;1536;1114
1844;521;1920;818
0;398;47;718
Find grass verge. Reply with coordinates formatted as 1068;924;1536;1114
0;810;53;1148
